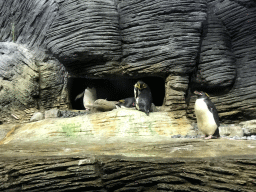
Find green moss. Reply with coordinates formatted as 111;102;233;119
60;122;81;137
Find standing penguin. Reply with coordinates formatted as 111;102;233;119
194;91;220;139
134;81;152;115
75;87;97;110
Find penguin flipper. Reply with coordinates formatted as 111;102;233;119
205;98;220;127
75;91;85;101
212;127;220;138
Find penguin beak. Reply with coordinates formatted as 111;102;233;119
134;83;141;90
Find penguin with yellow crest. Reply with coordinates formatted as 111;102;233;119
134;81;152;115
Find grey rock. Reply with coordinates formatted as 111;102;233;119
150;103;158;112
196;135;202;139
247;137;253;140
187;130;198;137
1;0;256;124
30;112;44;122
219;125;244;137
45;109;60;119
60;110;89;118
233;136;240;140
240;120;256;136
171;134;182;138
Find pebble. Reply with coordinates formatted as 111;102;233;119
247;136;256;140
60;110;89;118
171;134;181;138
233;136;240;140
171;133;256;140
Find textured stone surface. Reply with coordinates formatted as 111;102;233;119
45;0;121;75
219;125;244;137
0;109;192;146
45;108;60;119
1;118;256;191
30;112;44;122
240;120;256;136
1;156;256;192
0;0;256;123
119;0;206;76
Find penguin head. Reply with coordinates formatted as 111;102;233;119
194;91;209;99
134;81;148;90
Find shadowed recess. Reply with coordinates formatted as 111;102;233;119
68;77;165;110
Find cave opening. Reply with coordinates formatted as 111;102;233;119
68;76;165;110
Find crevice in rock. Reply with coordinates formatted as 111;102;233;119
68;76;165;110
34;60;41;110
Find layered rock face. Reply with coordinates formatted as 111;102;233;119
0;0;256;123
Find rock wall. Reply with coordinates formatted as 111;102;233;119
1;156;256;191
0;0;256;122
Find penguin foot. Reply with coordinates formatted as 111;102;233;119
204;135;219;139
204;135;213;140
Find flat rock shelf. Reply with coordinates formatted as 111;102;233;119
0;109;256;191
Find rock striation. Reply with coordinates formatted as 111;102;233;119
0;0;256;123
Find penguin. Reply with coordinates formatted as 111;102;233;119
116;97;135;108
75;87;97;110
194;91;220;139
134;81;152;115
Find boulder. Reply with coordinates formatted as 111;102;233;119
239;120;256;136
30;112;44;122
45;108;60;119
219;125;244;137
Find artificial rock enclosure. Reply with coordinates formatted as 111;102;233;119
1;0;256;191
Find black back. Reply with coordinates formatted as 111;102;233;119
138;88;152;114
135;81;152;115
203;97;220;127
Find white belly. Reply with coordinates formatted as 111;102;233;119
83;87;97;109
135;97;139;110
195;98;217;136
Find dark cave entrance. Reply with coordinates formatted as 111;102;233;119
68;76;165;110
